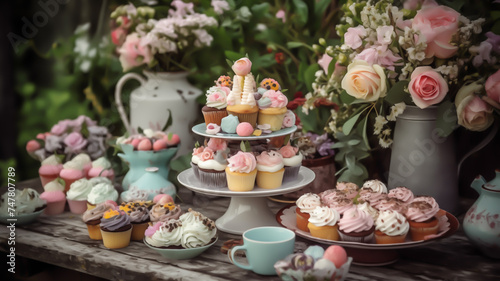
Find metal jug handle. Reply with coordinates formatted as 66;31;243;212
457;121;499;176
114;73;147;134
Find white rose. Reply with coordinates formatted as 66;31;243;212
341;60;387;102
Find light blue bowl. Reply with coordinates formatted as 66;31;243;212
144;237;218;260
0;208;45;225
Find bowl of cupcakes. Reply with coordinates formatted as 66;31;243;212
0;188;47;226
277;179;460;265
143;208;218;260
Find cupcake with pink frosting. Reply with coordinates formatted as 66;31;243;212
335;182;359;199
38;155;63;187
87;157;115;180
279;143;303;182
405;200;440;241
319;189;346;205
256;151;284;189
375;198;406;213
338;206;375;243
357;180;388;208
325;198;354;216
191;144;205;179
388;187;414;204
59;160;85;193
39;190;66;215
225;151;257;191
71;153;92;178
257;89;288;131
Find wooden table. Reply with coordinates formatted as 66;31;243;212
1;179;499;281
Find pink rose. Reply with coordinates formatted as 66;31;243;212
485;69;500;104
118;33;153;72
408;66;448;109
36;133;47;140
207;138;227;151
318;54;333;74
263;90;288;108
232;57;252;76
192;146;205;156
279;145;298;158
344;26;366;49
200;147;214;161
455;81;494;131
64;132;88;152
412;5;460;59
51;120;71;135
111;27;127;46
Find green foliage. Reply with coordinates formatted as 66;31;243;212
332;131;370;186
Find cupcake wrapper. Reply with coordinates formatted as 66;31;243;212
100;228;132;249
256;169;284;189
39;174;59;187
43;200;66;216
203;110;228;126
191;162;200;179
226;169;257;191
338;231;374;243
257;112;286;131
226;110;258;128
86;223;103;240
67;199;88;214
198;170;227;188
283;166;301;182
131;222;149;241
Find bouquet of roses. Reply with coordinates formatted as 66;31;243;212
25;115;110;162
110;0;218;72
303;0;500;182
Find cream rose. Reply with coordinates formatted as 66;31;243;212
341;60;387;102
455;81;494;131
232;57;252;76
408;66;448;109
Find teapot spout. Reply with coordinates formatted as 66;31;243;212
471;175;486;195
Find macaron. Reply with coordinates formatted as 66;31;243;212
323;245;347;268
236;122;254;137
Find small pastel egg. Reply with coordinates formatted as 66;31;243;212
236;122;254;137
304;245;325;261
130;138;141;149
153;139;168;151
154;194;174;204
137;139;152;151
323;245;347;268
165;134;180;146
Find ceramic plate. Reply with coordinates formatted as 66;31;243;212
0;208;45;226
178;167;315;198
144;237;218;260
192;123;297;140
276;205;459;250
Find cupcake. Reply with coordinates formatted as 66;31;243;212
81;201;116;240
226;58;259;127
295;193;321;232
405;201;440;241
375;198;406;213
88;176;112;186
257;89;288;131
198;140;228;188
338;206;375;243
225;151;257;191
362;179;388;194
86;182;119;210
374;210;410;244
149;202;183;223
0;188;46;216
100;209;132;249
71;153;92;178
356;202;379;222
38;155;63;187
119;201;150;241
144;220;183;248
39;190;66;215
178;209;217;248
66;178;93;214
388;186;414;204
325;198;354;216
319;189;347;205
43;178;66;192
335;182;359;200
202;85;230;125
256;151;284;189
59;160;85;193
307;206;341;241
191;145;205;179
357;188;388;208
87;157;115;180
279;143;303;182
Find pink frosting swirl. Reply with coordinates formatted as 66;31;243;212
388;187;414;203
405;201;438;222
319;189;346;205
256;151;283;166
336;182;359;199
279;144;298;158
376;198;406;213
227;151;256;173
358;188;388;208
199;147;215;162
262;90;288;108
338;206;374;233
326;198;354;215
412;196;439;210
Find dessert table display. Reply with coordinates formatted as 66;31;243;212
1;178;499;280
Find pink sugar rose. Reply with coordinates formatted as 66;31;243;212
118;33;153;72
207;138;227;152
232;57;252;76
485;69;500;104
412;4;460;59
200;147;215;161
192;146;204;156
263;90;288;108
64;132;88;152
227;151;256;173
256;151;283;166
408;66;448;109
279;144;298;158
206;123;221;135
344;26;366;49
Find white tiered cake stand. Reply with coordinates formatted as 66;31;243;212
177;124;316;235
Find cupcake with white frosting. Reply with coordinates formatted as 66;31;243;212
374;210;410;244
307;206;340;241
279;143;303;182
255;150;284;189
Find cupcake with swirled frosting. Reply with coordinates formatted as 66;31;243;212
119;201;151;241
257;89;288;131
307;206;340;241
374;210;409;244
279;143;303;182
202;85;230;126
179;209;217;249
66;178;93;214
144;220;183;248
82;201;116;240
357;189;388;209
87;157;115;180
256;150;284;189
375;198;406;213
86;182;118;210
198;143;228;188
357;201;379;222
295;193;321;232
100;209;132;249
388;187;414;204
149;202;183;223
319;189;346;205
336;182;359;200
38;155;63;187
405;200;440;241
338;206;375;243
225;151;257;191
325;198;354;216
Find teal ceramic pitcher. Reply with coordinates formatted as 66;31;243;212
463;169;500;259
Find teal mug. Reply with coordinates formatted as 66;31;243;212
228;226;295;275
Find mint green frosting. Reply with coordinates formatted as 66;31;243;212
221;114;239;134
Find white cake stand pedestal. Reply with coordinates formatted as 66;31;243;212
177;167;315;235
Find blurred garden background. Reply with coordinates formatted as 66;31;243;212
1;0;499;198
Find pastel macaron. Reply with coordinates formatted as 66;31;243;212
236;122;254;137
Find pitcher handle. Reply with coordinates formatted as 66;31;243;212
457;121;499;176
115;73;147;134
